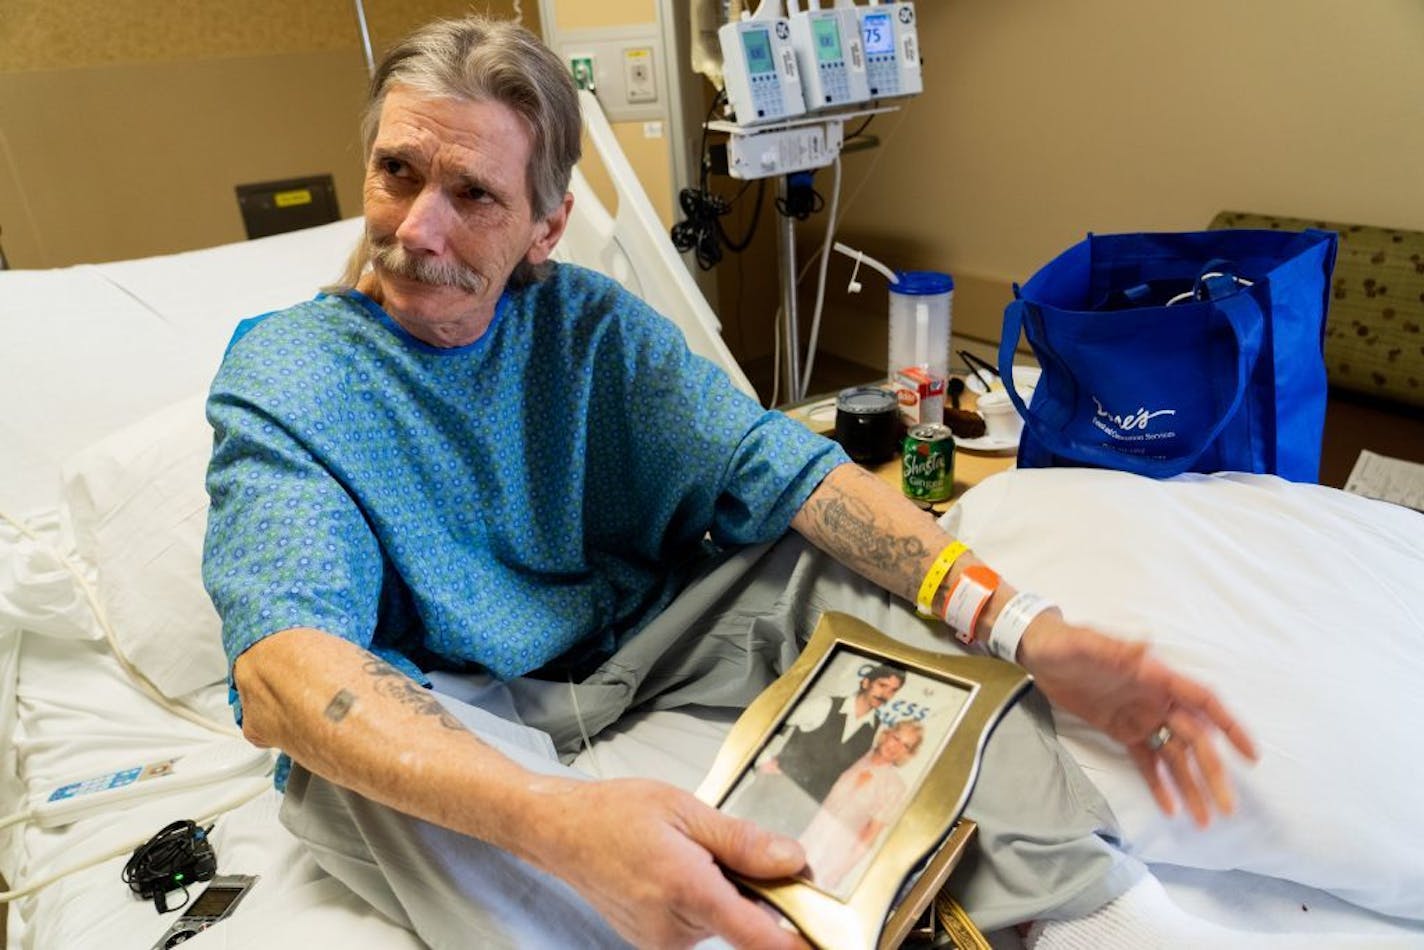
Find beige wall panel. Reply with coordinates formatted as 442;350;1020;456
854;0;1424;285
0;1;538;71
612;120;673;228
0;1;540;268
572;121;672;231
552;0;655;33
364;1;542;56
0;50;369;267
0;0;356;71
577;127;621;218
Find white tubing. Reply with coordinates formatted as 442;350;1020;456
0;507;240;739
833;241;899;285
0;778;271;904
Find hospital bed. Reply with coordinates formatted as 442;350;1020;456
3;95;1423;949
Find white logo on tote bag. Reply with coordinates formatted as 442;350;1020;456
1091;395;1177;442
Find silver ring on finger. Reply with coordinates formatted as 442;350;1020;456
1146;724;1173;751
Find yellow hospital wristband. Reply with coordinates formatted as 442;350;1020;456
916;541;968;617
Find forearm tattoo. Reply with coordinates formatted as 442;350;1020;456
361;657;466;732
324;688;356;723
802;473;930;596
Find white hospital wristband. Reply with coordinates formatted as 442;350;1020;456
988;591;1055;662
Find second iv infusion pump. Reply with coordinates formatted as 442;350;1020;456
788;0;870;109
858;1;922;98
719;8;806;125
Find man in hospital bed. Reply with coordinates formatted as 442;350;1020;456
200;16;1255;949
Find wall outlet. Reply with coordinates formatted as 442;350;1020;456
623;47;656;103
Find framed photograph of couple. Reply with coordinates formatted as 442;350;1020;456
696;611;1031;950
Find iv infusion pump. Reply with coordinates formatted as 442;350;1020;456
788;1;870;109
718;15;806;125
858;2;922;97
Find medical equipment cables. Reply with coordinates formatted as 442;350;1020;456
764;157;840;405
567;676;604;780
0;507;275;903
844;112;876;144
0;505;242;741
781;108;902;287
672;89;769;271
0;777;270;905
769;108;902;403
774;173;824;220
831;241;898;287
122;819;216;913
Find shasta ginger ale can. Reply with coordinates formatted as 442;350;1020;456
902;424;954;504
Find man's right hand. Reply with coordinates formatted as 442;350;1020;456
525;777;810;949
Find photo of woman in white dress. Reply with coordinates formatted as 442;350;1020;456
797;719;925;898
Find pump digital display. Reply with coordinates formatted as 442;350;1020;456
813;18;842;64
741;29;775;75
862;12;894;55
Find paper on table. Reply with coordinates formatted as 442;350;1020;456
1343;450;1424;512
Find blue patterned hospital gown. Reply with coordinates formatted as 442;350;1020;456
202;263;846;697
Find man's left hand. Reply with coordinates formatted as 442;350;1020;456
1017;613;1259;827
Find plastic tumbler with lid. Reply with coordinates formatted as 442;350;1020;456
887;270;953;382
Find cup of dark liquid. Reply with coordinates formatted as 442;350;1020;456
834;386;900;463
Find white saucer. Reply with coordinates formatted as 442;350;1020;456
965;364;1041;396
953;432;1020;453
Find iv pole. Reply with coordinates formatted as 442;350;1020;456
776;177;803;403
352;0;376;78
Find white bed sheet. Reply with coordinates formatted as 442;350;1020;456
4;602;729;949
9;631;422;950
10;627;1423;949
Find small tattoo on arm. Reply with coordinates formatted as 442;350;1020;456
324;689;356;723
361;657;466;732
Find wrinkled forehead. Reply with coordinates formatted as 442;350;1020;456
368;87;532;178
372;87;535;195
374;85;532;147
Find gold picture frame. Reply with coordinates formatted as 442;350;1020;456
696;611;1031;950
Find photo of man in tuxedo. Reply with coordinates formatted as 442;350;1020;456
723;664;908;839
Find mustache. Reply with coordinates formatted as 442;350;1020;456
368;236;486;294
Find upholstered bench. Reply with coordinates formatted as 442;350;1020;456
1210;211;1424;485
1210;211;1423;407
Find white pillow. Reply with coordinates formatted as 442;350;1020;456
60;394;227;699
942;468;1424;920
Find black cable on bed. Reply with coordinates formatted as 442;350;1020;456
122;819;217;913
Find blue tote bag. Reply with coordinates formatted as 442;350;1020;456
999;229;1338;481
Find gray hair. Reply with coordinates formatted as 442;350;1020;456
332;15;582;290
